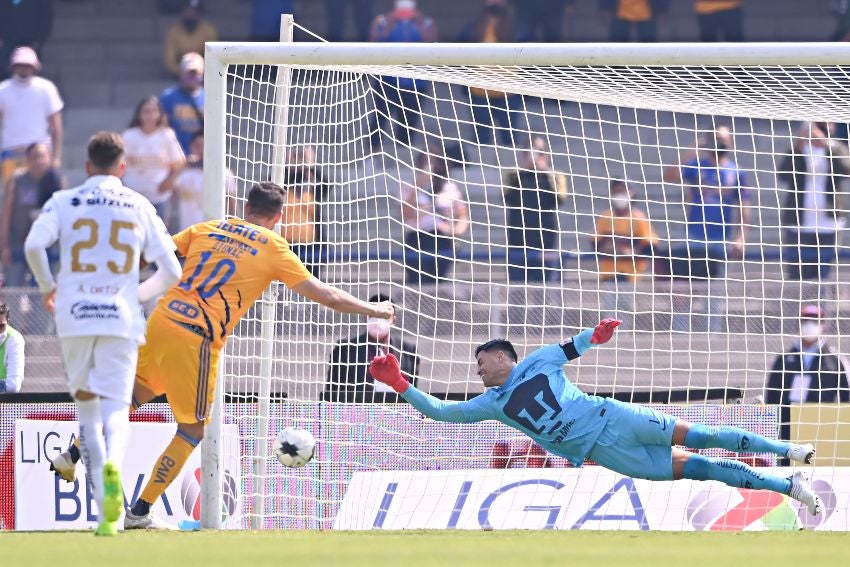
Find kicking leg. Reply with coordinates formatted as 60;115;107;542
125;421;203;529
51;380;159;482
672;420;813;463
673;448;822;516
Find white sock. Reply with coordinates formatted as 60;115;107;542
101;397;130;465
76;398;107;517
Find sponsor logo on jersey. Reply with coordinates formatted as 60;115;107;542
70;301;120;320
168;299;200;319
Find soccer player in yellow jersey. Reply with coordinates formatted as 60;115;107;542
50;181;394;528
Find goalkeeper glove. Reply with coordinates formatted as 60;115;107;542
369;353;410;394
590;318;621;344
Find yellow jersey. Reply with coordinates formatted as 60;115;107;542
156;218;312;347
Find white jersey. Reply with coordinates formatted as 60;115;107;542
28;175;176;341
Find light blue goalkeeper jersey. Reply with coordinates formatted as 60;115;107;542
401;328;610;466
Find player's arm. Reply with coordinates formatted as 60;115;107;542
23;197;61;295
526;319;622;367
370;354;492;423
138;203;182;302
291;277;393;319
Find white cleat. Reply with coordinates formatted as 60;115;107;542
789;471;822;517
49;451;77;483
787;443;816;465
124;508;177;531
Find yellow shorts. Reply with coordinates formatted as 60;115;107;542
136;311;220;425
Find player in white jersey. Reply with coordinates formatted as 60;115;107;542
24;132;182;536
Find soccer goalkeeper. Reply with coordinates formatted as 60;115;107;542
369;319;823;517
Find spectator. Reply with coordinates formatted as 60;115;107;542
0;47;63;185
322;293;418;403
0;303;24;393
694;0;744;42
503;137;568;283
458;0;522;148
247;0;297;42
369;0;437;148
664;134;751;332
510;0;573;42
592;180;659;328
832;0;850;41
0;0;54;80
160;52;204;155
599;0;669;42
122;96;185;226
0;142;62;288
163;0;218;77
280;146;330;277
401;150;469;285
778;122;850;283
766;304;850;443
325;0;373;42
165;130;236;231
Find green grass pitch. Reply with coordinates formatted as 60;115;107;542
2;531;848;567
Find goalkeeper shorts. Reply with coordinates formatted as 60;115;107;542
586;399;677;481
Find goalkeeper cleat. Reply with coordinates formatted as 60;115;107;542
124;508;177;530
789;471;822;517
787;443;816;465
102;461;124;524
49;451;77;483
94;520;118;537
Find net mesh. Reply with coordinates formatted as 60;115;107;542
217;59;850;530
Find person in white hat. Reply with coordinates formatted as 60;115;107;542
159;52;204;155
0;46;63;184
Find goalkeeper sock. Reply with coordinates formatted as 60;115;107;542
76;398;107;512
138;430;200;509
684;424;791;457
682;453;791;494
69;394;144;464
101;397;130;465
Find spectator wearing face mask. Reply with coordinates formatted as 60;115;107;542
592;179;659;328
0;303;25;393
322;294;419;403
163;0;218;78
766;304;850;443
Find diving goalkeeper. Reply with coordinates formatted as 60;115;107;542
369;319;822;517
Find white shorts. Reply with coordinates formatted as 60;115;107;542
59;336;138;404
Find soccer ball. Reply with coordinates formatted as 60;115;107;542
272;427;317;468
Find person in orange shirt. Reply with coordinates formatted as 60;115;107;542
281;146;330;278
593;180;659;328
50;181;394;529
694;0;744;42
599;0;669;42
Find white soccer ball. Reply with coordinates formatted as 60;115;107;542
272;426;317;468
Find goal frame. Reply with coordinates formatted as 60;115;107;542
200;38;850;529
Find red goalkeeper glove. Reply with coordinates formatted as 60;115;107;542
591;318;621;344
369;353;410;394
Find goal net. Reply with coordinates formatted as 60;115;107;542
203;42;850;531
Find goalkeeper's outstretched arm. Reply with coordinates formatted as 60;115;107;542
370;354;494;423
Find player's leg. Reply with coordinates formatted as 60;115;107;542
51;347;161;481
126;318;218;529
673;448;822;516
59;337;112;534
672;420;814;464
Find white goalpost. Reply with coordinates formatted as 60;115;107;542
202;38;850;530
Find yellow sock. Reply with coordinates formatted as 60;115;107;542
140;433;198;505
